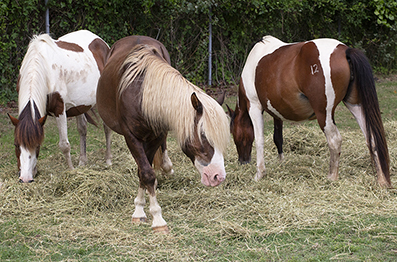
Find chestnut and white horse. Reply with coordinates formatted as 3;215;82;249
8;30;111;183
228;35;390;187
96;36;230;232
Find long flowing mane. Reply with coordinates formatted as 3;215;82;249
118;45;230;153
18;34;57;119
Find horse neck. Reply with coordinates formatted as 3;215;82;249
141;71;197;141
18;38;52;118
141;71;229;153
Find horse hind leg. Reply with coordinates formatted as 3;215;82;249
152;139;174;175
56;112;74;169
344;102;390;187
160;140;174;175
273;118;284;161
324;123;342;181
76;114;88;166
103;123;112;165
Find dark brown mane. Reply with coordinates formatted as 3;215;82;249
15;101;45;150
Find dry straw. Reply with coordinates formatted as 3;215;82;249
1;117;396;257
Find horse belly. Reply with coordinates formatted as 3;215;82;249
264;94;315;122
64;75;99;108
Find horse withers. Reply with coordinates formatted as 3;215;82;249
8;30;111;183
228;35;390;187
96;36;230;233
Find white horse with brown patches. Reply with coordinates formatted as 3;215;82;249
228;35;391;187
8;30;111;183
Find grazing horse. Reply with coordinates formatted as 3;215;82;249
96;36;230;233
8;30;111;183
228;35;390;187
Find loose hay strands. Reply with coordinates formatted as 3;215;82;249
1;110;397;260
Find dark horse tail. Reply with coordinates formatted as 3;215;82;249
345;48;390;186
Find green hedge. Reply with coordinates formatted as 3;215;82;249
1;0;396;104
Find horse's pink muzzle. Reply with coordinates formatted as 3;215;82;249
199;161;226;187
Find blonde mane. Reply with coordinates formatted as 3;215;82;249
18;34;57;119
119;45;230;153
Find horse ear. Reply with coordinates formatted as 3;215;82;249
216;90;226;105
226;104;235;119
7;113;19;126
38;115;47;126
191;92;203;115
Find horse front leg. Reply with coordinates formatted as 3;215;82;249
76;114;87;166
249;104;265;181
123;132;168;233
56;111;74;169
131;186;147;223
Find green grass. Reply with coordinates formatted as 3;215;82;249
1;77;397;261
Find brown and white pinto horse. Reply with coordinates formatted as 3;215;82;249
96;36;230;233
228;35;390;187
8;30;111;183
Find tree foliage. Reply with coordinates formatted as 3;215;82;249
1;0;396;104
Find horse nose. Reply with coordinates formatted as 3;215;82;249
19;178;34;183
213;173;225;183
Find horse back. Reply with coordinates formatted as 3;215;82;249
97;36;170;135
253;38;351;121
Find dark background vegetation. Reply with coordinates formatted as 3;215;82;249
1;0;397;104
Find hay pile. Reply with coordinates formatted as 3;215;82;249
0;118;396;259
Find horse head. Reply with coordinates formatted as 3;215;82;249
227;103;254;165
8;102;47;183
181;93;227;187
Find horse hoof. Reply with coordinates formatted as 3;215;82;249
377;178;391;188
278;153;284;162
152;225;169;234
327;174;338;181
162;169;174;176
132;217;147;223
254;171;265;181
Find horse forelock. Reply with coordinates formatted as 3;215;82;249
121;45;230;152
18;34;54;117
15;101;45;150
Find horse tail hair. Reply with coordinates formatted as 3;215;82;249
84;109;99;128
346;47;390;186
